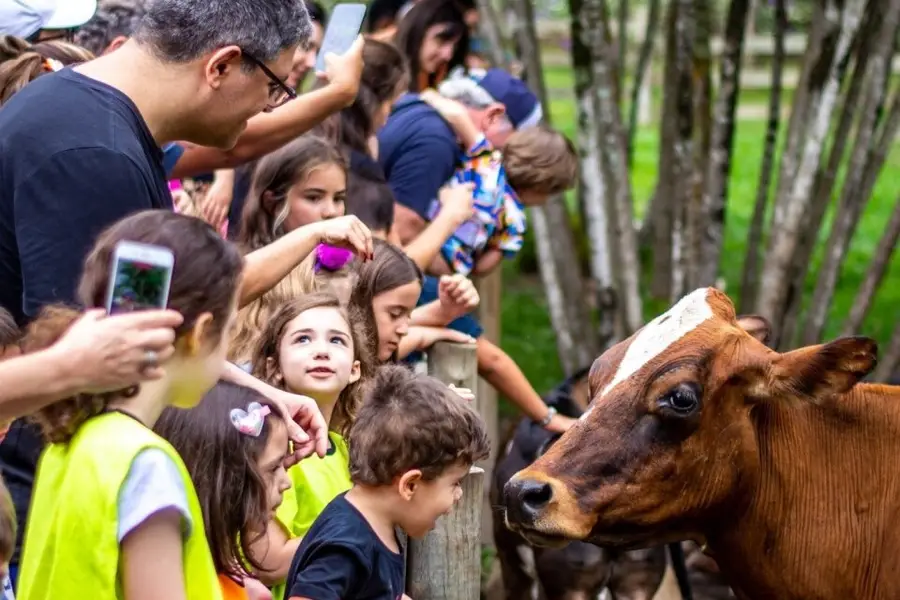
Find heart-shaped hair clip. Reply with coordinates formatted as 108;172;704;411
230;402;272;438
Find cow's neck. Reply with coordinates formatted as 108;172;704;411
706;384;900;600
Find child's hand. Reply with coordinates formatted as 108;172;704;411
438;183;475;226
438;275;480;320
244;577;273;600
448;384;475;402
200;170;234;230
312;215;374;261
414;326;476;351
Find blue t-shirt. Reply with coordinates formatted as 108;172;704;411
286;494;405;600
377;94;459;219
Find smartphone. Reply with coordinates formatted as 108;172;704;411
314;2;367;74
105;241;175;315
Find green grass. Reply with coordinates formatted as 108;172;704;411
498;64;900;413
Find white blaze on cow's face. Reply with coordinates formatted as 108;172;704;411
580;288;714;421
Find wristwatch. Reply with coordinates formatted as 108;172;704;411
538;406;557;427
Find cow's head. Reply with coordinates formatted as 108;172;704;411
503;287;877;549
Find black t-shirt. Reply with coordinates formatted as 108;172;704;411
0;67;172;563
287;494;406;600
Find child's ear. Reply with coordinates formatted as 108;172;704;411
397;469;423;501
348;360;361;384
183;312;214;356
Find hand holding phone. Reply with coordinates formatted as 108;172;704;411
105;241;175;314
315;3;367;75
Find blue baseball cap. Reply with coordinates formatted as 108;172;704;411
470;68;543;130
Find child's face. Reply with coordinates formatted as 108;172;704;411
282;164;347;233
400;462;470;539
257;419;291;517
371;281;422;362
277;307;361;403
516;189;551;207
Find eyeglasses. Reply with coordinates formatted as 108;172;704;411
242;50;297;112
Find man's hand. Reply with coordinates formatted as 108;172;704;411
438;183;475;227
51;309;184;392
318;35;365;106
311;215;374;260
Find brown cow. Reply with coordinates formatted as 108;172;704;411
502;287;900;600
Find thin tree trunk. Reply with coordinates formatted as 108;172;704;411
754;0;865;343
776;15;876;348
616;0;628;108
571;0;618;346
670;0;696;300
627;0;661;168
697;0;751;287
739;0;786;313
841;189;900;336
508;0;601;373
651;4;679;300
873;321;900;382
802;0;900;345
475;0;509;69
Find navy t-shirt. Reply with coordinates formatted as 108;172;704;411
287;494;406;600
377;94;459;219
0;67;172;566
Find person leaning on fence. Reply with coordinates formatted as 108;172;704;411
285;364;490;600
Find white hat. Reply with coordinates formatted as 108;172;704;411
0;0;96;39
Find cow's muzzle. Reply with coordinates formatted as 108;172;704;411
503;476;554;526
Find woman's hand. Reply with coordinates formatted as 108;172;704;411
544;413;576;433
52;309;184;393
438;275;480;320
311;215;374;261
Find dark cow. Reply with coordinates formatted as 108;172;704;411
503;287;900;600
491;368;732;599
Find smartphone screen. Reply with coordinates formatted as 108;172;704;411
314;3;367;73
106;242;174;314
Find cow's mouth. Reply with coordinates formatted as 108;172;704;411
517;529;572;549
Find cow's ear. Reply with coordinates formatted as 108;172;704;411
770;337;878;403
736;315;771;345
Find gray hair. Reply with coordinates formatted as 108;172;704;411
436;71;495;109
75;0;149;56
133;0;310;64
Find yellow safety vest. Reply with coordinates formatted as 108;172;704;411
18;411;222;600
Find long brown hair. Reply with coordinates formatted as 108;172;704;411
26;211;244;444
348;239;422;362
393;0;467;92
237;136;346;251
250;292;373;437
0;35;94;106
154;382;286;579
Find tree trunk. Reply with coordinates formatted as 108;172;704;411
475;0;509;69
840;189;900;336
577;0;644;334
670;0;696;301
509;0;601;374
754;0;865;344
873;321;900;382
739;0;786;313
697;0;750;287
650;4;679;300
571;0;619;346
627;0;661;168
801;0;900;345
616;0;628;108
776;14;876;348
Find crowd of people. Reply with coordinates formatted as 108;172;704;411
0;0;579;598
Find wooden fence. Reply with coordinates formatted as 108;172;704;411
406;272;502;599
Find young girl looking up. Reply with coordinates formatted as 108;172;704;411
230;136;349;366
246;293;373;598
18;210;244;600
154;382;292;600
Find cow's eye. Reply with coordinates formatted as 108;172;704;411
658;383;701;416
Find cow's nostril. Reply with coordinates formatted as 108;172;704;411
519;480;553;514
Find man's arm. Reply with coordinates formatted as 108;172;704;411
14;149;157;318
384;134;459;246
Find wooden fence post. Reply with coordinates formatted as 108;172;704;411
474;272;501;546
405;341;484;600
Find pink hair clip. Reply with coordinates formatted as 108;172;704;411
230;402;271;437
314;244;355;272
